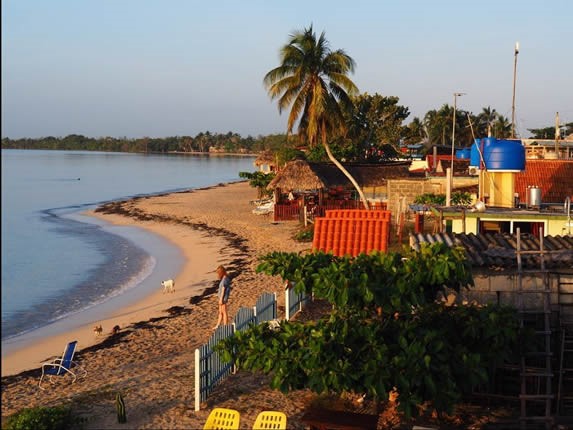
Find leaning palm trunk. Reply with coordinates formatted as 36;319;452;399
322;137;370;210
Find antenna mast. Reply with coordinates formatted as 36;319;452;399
511;42;519;138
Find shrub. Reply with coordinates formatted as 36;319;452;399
4;405;78;430
294;226;314;242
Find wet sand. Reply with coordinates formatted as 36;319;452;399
1;181;318;429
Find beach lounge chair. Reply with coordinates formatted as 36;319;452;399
203;408;240;429
252;410;287;429
38;340;87;390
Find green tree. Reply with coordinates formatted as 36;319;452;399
239;171;276;198
346;93;410;160
492;114;512;138
263;25;371;209
475;106;497;138
423;104;472;149
402;116;428;147
217;245;524;418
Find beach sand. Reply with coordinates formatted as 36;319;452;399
1;181;516;429
1;181;320;429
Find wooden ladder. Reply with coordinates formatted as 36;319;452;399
557;273;573;418
515;229;554;429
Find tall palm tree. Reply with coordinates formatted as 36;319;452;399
263;25;370;208
492;114;512;138
477;106;498;137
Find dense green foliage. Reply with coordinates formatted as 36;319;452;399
293;226;314;242
528;122;573;139
414;191;472;206
1;132;271;154
238;171;276;198
217;244;524;417
4;406;79;430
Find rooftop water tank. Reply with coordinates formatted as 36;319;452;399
483;139;525;171
469;137;497;168
456;148;471;159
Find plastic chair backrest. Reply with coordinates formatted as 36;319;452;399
203;408;240;429
60;341;78;372
252;411;287;430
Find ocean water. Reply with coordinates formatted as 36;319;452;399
1;149;256;341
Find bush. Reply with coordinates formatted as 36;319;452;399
294;226;314;242
4;406;79;430
414;191;472;207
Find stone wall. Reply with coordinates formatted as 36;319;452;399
387;177;479;219
451;271;573;321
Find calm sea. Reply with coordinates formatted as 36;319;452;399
1;149;256;342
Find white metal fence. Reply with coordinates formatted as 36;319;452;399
194;291;277;410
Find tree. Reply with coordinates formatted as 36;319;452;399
217;245;525;418
346;93;410;161
263;25;371;209
476;106;497;138
402;116;428;147
423;104;472;149
492;115;512;139
239;171;276;199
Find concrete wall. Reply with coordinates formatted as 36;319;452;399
448;271;573;320
387;177;478;218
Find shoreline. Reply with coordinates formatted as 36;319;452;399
1;207;230;378
1;181;312;429
0;182;249;377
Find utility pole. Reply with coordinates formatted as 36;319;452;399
555;112;561;158
447;92;465;207
511;42;519;139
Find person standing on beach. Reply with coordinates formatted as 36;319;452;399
214;265;231;329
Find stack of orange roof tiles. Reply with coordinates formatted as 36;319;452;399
312;209;391;256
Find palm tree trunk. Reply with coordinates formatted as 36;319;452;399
322;140;370;210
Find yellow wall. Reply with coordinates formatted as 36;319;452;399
480;171;515;208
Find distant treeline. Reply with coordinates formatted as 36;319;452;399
1;132;289;154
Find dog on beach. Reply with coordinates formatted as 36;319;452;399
161;279;175;294
93;324;103;336
112;325;121;335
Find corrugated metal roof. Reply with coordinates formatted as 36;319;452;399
409;232;573;269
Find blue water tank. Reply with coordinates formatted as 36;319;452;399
470;138;495;168
456;148;471;159
483;139;525;171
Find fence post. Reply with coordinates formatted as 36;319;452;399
285;283;291;320
194;348;200;411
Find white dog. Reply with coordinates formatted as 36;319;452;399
161;279;175;293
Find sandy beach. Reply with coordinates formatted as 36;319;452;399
1;181;518;429
1;181;320;429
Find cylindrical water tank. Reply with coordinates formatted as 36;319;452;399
469;139;481;167
470;137;496;168
529;186;542;207
456;148;471;159
483;139;526;171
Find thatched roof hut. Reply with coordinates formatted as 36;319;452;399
267;159;412;191
254;151;277;171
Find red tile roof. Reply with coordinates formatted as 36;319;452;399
515;160;573;204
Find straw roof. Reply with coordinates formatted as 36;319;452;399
254;151;277;166
267;159;412;191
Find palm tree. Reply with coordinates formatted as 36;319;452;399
477;106;498;137
493;115;512;138
263;25;370;208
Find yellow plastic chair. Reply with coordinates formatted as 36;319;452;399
252;411;287;430
203;408;241;429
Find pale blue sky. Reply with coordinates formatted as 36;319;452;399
2;0;572;139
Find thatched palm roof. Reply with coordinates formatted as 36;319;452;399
254;151;277;166
267;159;412;191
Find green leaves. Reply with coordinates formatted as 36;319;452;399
224;244;523;418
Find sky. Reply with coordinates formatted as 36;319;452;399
2;0;572;140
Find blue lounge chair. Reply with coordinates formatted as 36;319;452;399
39;340;87;390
